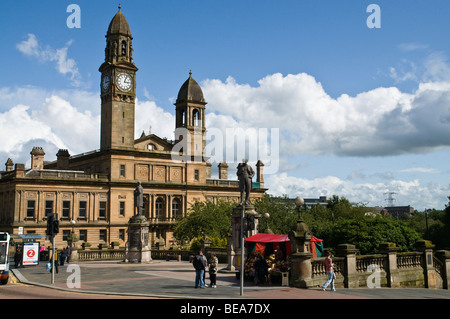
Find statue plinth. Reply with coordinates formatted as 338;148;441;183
224;204;260;272
124;215;152;263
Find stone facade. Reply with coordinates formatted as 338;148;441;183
0;6;266;250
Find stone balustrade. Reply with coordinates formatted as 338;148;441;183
303;241;450;289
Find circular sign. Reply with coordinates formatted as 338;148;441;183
26;249;35;258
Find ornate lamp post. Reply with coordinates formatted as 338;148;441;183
288;196;313;288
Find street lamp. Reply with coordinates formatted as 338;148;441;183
424;209;431;240
294;196;304;219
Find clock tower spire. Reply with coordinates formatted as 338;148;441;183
99;5;138;151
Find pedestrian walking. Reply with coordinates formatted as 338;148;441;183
192;250;207;288
50;249;59;274
208;253;218;288
321;251;336;291
14;247;22;268
60;248;66;266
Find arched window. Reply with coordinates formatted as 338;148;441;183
172;198;180;219
121;40;127;56
155;197;164;219
193;109;200;126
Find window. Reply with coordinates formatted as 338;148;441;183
193;109;200;126
155;198;164;219
120;165;125;177
63;230;70;241
119;229;125;241
194;170;199;181
45;200;54;217
79;201;87;219
26;200;36;219
62;201;71;219
99;201;107;218
119;202;125;216
121;40;127;56
99;229;107;242
79;230;87;242
172;198;180;219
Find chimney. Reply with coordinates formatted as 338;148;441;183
30;147;45;170
256;160;264;186
56;149;71;170
206;161;212;179
5;158;14;172
218;162;228;180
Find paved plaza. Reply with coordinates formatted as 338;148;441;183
10;260;450;300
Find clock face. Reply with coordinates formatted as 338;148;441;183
101;74;110;91
117;73;133;91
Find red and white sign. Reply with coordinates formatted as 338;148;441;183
23;243;39;265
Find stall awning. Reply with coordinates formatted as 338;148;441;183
245;233;290;243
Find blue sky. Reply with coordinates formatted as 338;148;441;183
2;0;450;210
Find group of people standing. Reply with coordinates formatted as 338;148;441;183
193;251;218;288
48;246;73;274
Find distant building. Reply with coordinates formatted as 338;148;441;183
382;206;414;219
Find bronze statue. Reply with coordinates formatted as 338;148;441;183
134;182;144;215
237;159;255;206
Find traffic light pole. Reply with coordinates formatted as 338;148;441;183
240;205;244;296
51;235;55;284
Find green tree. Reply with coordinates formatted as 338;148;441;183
253;195;297;234
173;199;234;244
327;217;422;255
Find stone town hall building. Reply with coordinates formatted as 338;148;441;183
0;7;266;249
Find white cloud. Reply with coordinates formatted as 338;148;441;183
397;167;439;174
202;72;450;158
135;99;175;140
265;173;449;210
16;34;81;87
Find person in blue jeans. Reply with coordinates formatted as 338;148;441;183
193;250;207;288
322;251;336;291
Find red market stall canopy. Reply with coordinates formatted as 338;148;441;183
245;233;289;243
245;233;324;258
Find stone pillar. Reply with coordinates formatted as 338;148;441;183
288;217;313;288
124;215;152;263
218;162;228;180
435;250;450;289
415;240;437;288
378;242;399;288
30;147;45;170
224;204;259;272
5;158;13;172
336;244;359;288
56;149;70;170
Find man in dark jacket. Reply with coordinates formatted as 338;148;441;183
193;251;207;288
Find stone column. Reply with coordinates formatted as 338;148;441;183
336;244;359;288
435;250;450;289
378;242;399;288
224;204;259;272
415;240;437;288
288;217;313;288
124;215;152;263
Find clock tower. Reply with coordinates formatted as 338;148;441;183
99;5;138;151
